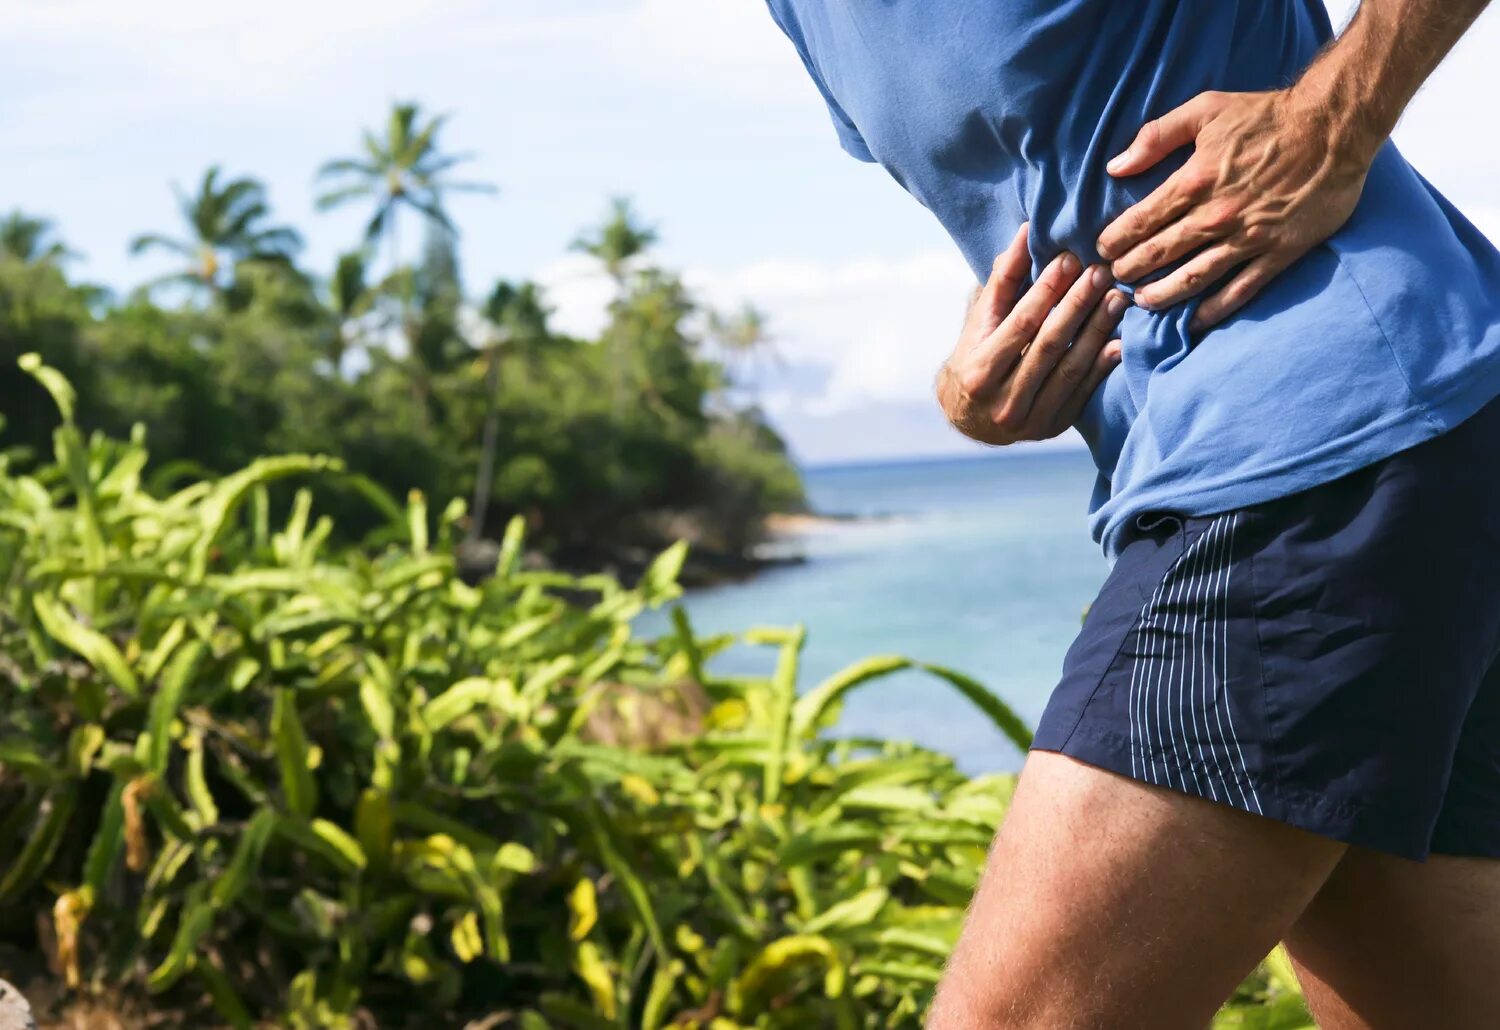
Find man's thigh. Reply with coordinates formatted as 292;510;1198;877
928;751;1345;1029
1285;847;1500;1029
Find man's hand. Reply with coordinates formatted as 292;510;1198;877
938;223;1125;446
1095;89;1372;331
1097;0;1491;332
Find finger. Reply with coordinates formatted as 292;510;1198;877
984;247;1080;356
1106;91;1224;178
1190;251;1294;331
1109;202;1238;284
1053;340;1124;434
1097;159;1212;262
976;222;1033;330
1133;241;1249;310
997;262;1111;431
1029;289;1128;431
957;250;1076;401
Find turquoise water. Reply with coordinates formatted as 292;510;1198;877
641;448;1111;773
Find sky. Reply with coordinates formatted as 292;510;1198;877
5;0;1500;465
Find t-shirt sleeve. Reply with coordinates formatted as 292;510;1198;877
818;85;875;163
766;3;876;163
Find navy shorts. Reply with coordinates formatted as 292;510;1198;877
1034;396;1500;861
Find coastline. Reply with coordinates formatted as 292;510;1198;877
761;510;879;536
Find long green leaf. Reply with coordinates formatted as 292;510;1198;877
33;594;139;697
763;625;806;805
272;689;318;818
917;661;1033;752
0;786;78;903
142;640;206;773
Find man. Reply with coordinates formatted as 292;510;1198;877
765;1;1500;1025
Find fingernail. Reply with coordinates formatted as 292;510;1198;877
1106;293;1127;317
1107;152;1128;174
1136;290;1156;310
1096;239;1114;260
1059;253;1080;275
1090;265;1109;289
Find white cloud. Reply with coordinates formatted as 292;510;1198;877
535;254;618;338
538;248;977;416
691;252;976;414
1;0;803;124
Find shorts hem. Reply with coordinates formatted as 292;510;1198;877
1428;825;1500;861
1033;721;1434;862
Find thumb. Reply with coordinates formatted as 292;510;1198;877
1107;91;1222;177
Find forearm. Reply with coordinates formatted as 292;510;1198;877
1097;0;1491;325
1293;0;1491;162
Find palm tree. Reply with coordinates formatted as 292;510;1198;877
0;211;72;265
326;250;373;377
315;102;495;274
708;303;781;396
468;280;553;542
484;280;550;345
129;166;301;299
570;196;658;288
572;198;659;412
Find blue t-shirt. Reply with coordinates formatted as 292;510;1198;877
767;0;1500;557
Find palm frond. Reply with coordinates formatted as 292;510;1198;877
402;195;457;235
316;158;380;180
388;103;420;157
430;178;497;196
407;111;450;164
361;129;388;164
411;153;474;178
128;233;193;258
315;184;376;212
221;199;272;243
247;226;304;256
364;201;394;244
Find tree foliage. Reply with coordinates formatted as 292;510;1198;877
2;103;804;572
129;166;303;300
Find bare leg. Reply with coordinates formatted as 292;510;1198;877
928;751;1345;1029
1284;848;1500;1029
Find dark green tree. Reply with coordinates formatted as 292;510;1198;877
469;280;554;540
0;211;72;265
326;250;373;377
572;198;660;411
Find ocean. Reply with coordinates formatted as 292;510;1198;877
639;446;1112;773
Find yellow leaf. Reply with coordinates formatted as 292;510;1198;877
54;887;94;988
568;878;598;942
621;773;660;806
451;911;483;963
122;776;155;873
674;924;706;955
573;941;617;1019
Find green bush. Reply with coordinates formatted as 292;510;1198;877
0;357;1309;1028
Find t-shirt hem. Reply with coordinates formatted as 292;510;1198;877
1092;362;1500;558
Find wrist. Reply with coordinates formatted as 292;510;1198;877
1285;71;1388;171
